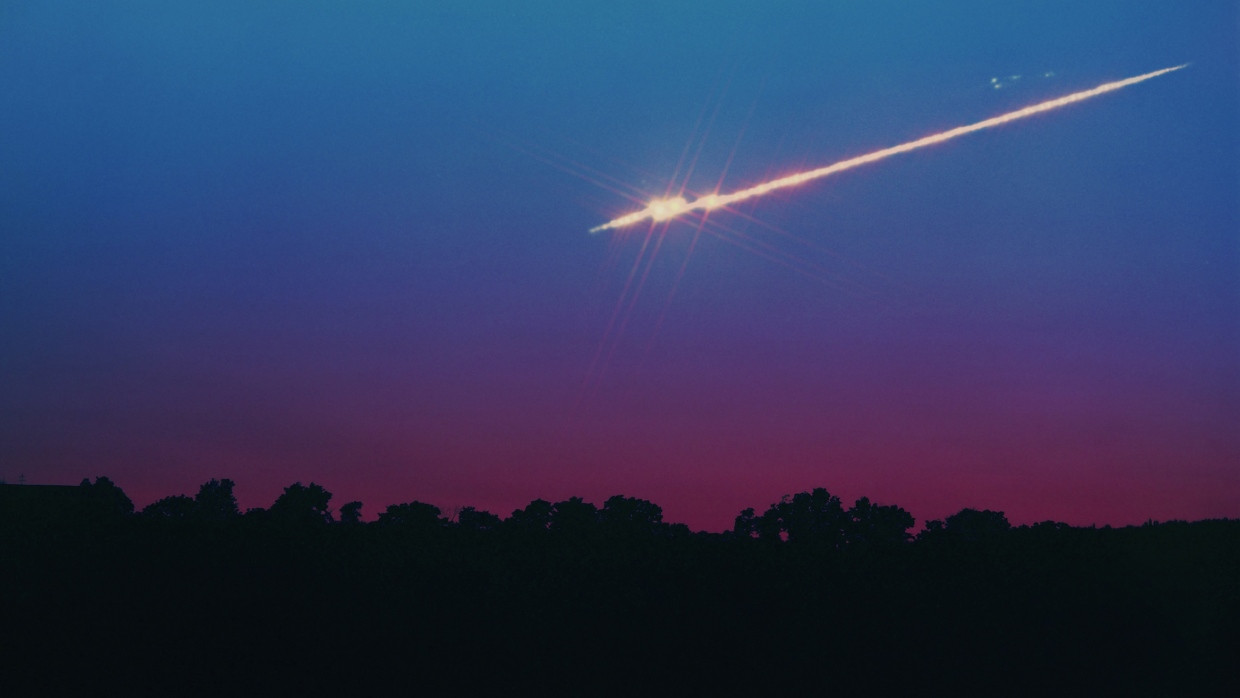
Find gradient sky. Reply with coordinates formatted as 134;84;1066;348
3;1;1237;531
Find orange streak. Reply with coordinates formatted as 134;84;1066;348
590;64;1187;233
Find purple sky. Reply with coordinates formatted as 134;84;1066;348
2;2;1237;530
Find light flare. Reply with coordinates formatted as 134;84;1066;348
648;196;690;221
589;64;1187;233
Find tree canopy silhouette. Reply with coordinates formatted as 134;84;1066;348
1;476;1235;694
194;478;240;521
377;500;445;530
456;505;502;532
600;495;664;533
549;496;599;535
268;482;334;525
79;476;134;521
141;494;197;520
508;498;553;533
920;507;1011;544
339;500;364;525
734;488;914;551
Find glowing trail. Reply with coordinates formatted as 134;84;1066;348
590;64;1187;233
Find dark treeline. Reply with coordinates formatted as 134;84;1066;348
1;478;1237;695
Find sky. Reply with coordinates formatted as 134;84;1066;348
2;1;1237;531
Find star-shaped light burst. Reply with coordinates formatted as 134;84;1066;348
590;64;1187;234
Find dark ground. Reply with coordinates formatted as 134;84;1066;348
2;480;1236;695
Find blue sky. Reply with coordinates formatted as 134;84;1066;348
2;1;1236;529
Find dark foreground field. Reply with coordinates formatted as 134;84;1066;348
2;480;1236;695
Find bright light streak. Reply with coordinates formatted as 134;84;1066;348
589;64;1187;233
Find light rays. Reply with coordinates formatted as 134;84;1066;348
570;64;1186;408
589;64;1187;234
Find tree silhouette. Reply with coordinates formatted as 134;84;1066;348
846;496;915;549
549;496;599;535
733;507;759;538
194;478;240;521
757;504;784;542
595;490;664;535
508;499;554;533
269;482;334;525
3;476;1236;694
757;488;849;547
339;500;364;524
78;476;134;519
456;506;501;532
921;508;1011;544
141;494;196;520
377;501;443;530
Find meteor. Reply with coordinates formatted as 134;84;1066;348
590;64;1187;233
